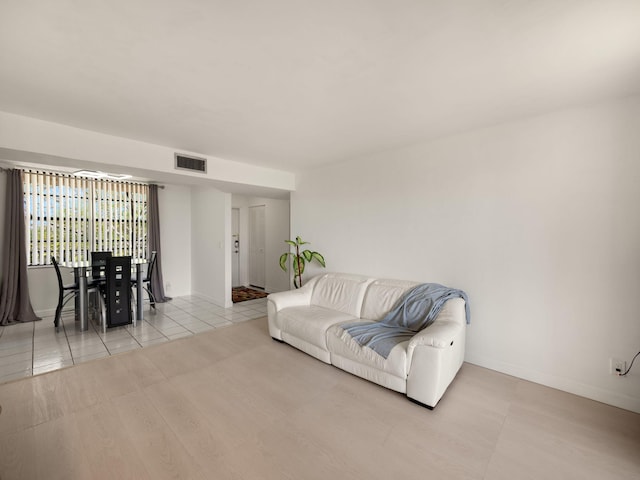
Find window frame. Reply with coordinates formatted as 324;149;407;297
23;170;149;266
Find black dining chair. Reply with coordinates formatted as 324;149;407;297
52;256;100;331
52;256;78;331
131;250;157;311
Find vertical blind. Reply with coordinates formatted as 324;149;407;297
23;170;148;266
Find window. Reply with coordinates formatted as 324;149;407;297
23;170;148;266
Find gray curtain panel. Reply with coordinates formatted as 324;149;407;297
0;169;41;325
148;184;170;302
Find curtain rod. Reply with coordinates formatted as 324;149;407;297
22;168;148;186
0;165;165;188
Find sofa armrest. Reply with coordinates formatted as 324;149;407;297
267;276;321;339
405;298;467;408
406;297;466;356
267;276;317;312
408;320;462;349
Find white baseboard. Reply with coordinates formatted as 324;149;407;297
465;354;640;414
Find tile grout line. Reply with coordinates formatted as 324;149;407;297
63;315;78;365
30;320;35;375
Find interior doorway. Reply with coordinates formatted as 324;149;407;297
248;205;266;289
231;195;290;295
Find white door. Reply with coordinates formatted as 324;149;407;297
248;205;266;289
232;208;240;287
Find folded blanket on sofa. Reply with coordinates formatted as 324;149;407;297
342;283;470;359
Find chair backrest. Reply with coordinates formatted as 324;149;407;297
91;251;112;280
145;251;157;282
51;256;64;292
105;255;132;327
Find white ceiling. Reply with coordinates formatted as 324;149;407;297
1;0;640;173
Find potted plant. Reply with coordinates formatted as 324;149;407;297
279;236;326;288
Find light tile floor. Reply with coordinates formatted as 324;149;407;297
0;295;268;384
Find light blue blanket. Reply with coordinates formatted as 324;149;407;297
342;283;470;359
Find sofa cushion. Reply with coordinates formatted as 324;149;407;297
310;273;373;317
361;278;420;321
279;305;358;352
326;322;409;378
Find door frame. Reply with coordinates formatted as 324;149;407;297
248;204;266;289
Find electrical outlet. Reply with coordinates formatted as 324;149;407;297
610;358;627;376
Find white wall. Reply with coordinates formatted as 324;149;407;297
264;197;291;292
158;184;192;298
291;96;640;413
232;195;291;293
191;187;231;307
0;111;296;192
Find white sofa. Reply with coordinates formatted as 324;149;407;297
267;273;467;409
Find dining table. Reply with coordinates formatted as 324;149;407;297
58;258;148;331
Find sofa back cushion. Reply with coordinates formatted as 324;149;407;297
310;273;373;317
361;278;420;321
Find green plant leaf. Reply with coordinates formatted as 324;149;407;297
281;236;324;288
279;253;290;271
311;251;326;267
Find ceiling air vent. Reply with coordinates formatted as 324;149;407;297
175;153;207;173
